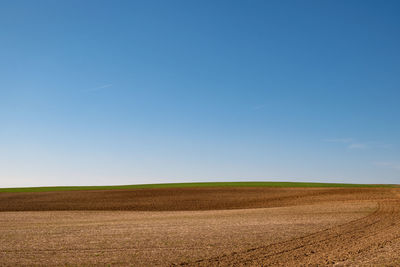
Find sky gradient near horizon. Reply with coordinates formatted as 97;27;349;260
1;0;400;187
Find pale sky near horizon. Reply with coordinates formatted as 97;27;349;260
1;0;400;187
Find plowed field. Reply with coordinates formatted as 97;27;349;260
0;187;399;266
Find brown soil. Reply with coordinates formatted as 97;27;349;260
0;187;399;266
0;187;392;211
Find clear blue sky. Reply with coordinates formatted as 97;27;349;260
1;0;400;187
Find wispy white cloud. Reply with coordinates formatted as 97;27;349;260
324;138;391;150
324;138;364;149
367;142;393;149
84;84;113;92
324;138;354;143
348;143;367;149
373;162;400;170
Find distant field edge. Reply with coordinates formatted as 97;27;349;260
0;181;397;193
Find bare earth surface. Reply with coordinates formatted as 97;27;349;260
0;187;399;266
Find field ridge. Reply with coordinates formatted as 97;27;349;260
0;181;396;193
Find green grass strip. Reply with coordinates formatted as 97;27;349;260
0;181;396;193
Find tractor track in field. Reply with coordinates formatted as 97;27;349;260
177;189;400;266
